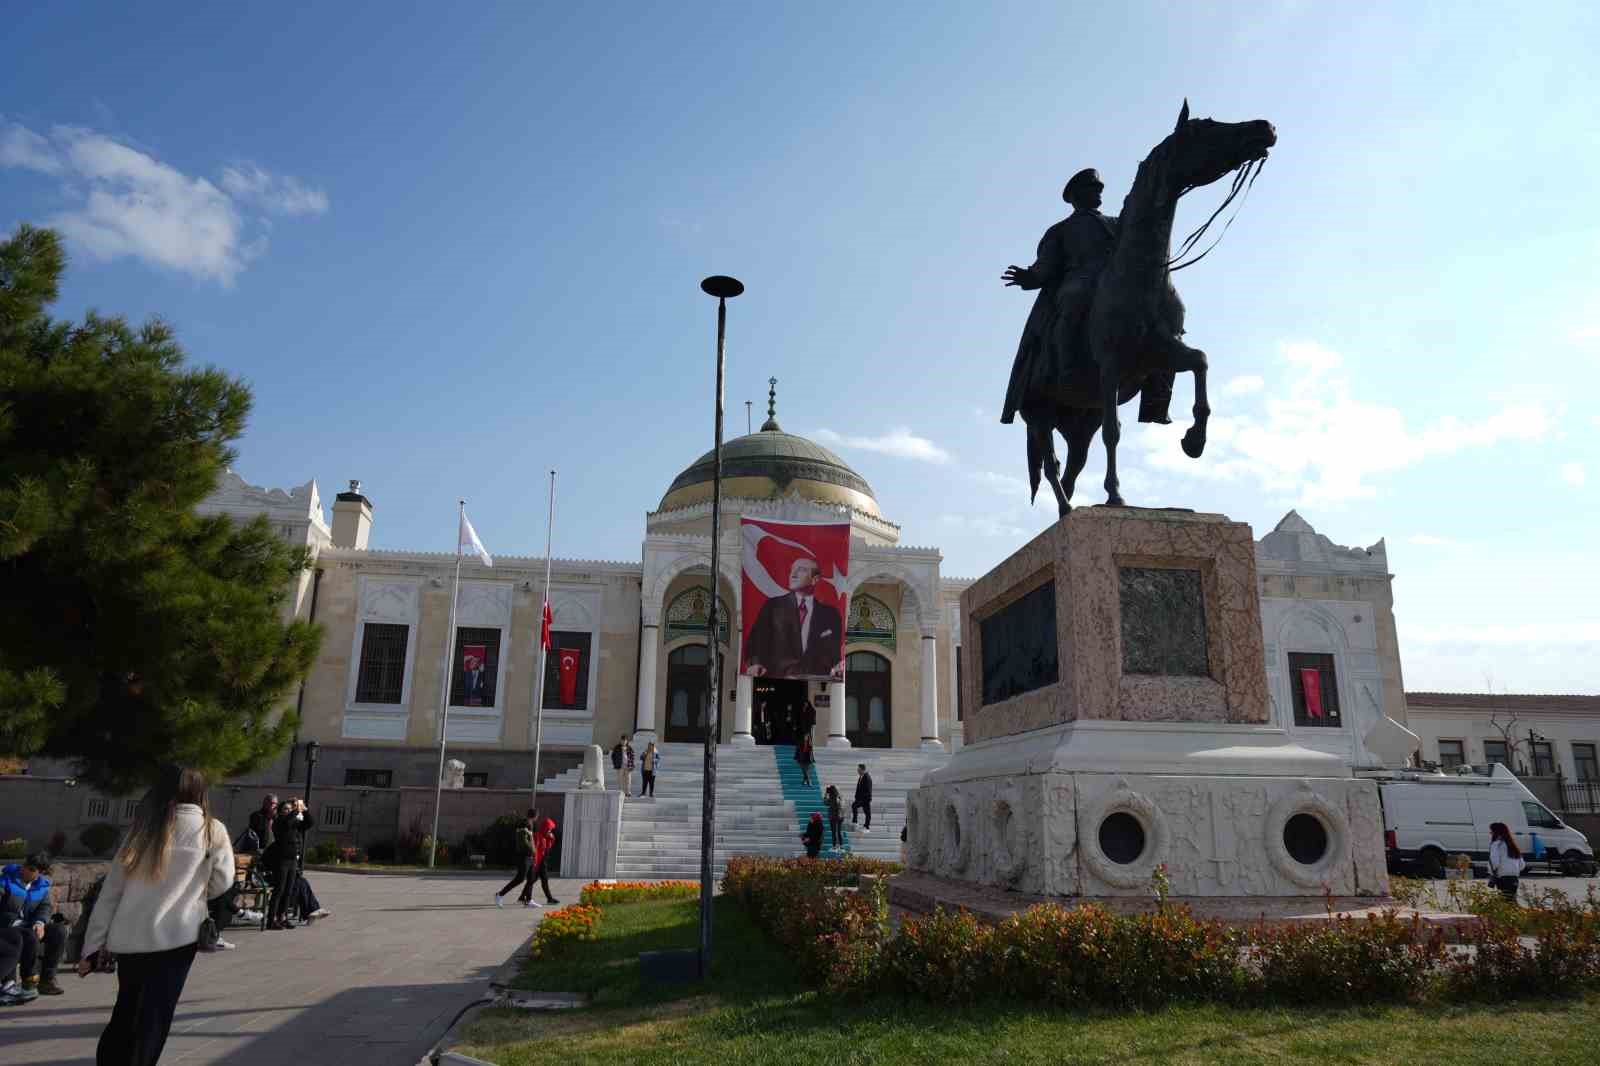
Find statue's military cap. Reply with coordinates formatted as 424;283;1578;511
1062;168;1103;202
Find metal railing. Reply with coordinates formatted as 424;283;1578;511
1561;781;1600;814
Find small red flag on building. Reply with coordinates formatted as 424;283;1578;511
1299;668;1324;718
540;600;552;651
557;646;581;705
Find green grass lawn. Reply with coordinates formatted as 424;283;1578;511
457;897;1600;1066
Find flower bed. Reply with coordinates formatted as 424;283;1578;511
727;857;1600;1008
529;902;602;958
579;880;700;906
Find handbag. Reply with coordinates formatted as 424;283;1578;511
197;913;220;951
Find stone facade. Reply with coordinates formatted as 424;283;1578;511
1404;692;1600;785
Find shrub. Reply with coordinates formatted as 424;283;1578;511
1387;876;1431;909
366;840;397;863
79;823;119;857
529;903;601;958
480;814;527;867
1247;911;1446;1006
306;840;343;865
580;880;700;906
887;906;995;1003
0;837;26;860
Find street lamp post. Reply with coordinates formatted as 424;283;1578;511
697;274;742;978
300;740;320;871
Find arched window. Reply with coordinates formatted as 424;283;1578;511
845;650;891;748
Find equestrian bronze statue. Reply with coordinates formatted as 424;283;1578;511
1000;101;1276;512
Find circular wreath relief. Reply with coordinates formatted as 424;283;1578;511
990;797;1028;886
1264;787;1349;889
906;797;931;866
1080;788;1168;889
944;798;973;873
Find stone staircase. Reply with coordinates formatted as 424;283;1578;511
602;741;951;879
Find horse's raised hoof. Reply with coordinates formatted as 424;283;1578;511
1181;428;1207;458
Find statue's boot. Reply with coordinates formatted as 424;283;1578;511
1137;371;1175;424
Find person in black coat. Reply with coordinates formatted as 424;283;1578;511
238;794;277;854
801;813;824;859
852;764;873;832
264;799;313;930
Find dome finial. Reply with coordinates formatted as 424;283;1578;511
761;376;781;432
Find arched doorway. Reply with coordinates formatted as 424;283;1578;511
664;644;717;743
845;651;891;748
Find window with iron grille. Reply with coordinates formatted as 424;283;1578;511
120;798;140;823
449;627;503;708
1532;741;1555;776
1483;739;1509;768
1575;743;1599;782
1437;739;1465;769
463;772;489;788
86;797;111;820
355;623;409;704
321;805;349;829
543;631;592;710
1287;653;1341;727
343;768;393;788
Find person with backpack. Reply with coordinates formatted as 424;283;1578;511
794;734;815;786
76;765;234;1065
494;810;540;908
823;785;845;849
1488;821;1526;903
0;852;66;1003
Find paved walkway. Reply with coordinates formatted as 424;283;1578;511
0;869;584;1066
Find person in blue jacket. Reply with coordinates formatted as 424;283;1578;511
0;853;66;1004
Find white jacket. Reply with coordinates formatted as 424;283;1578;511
1488;838;1525;879
82;804;234;957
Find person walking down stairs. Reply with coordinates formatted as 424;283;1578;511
794;734;815;786
852;764;873;832
824;785;845;850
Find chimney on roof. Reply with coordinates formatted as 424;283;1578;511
332;479;373;549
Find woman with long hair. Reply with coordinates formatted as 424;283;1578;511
1488;821;1525;903
78;765;233;1066
264;798;313;929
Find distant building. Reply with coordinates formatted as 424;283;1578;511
1404;692;1600;783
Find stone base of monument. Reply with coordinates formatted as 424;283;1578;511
905;506;1389;899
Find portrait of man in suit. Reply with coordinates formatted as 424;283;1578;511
462;650;487;706
743;557;844;680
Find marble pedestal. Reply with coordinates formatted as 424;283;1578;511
906;507;1388;898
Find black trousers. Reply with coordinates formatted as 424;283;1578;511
1496;875;1520;902
829;815;844;847
0;927;26;983
641;771;656;796
528;858;554;902
852;800;871;828
269;860;299;923
498;857;535;902
15;920;68;980
96;941;198;1066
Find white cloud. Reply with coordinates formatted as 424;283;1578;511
1222;374;1265;396
1400;621;1600;693
0;120;326;285
221;163;329;216
1137;340;1552;504
1572;324;1600;344
812;427;950;464
937;513;1032;539
1561;462;1586;487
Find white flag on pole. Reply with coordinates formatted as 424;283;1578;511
459;510;493;567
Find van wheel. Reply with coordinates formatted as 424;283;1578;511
1562;850;1590;877
1419;848;1446;880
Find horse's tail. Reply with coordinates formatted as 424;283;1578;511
1026;423;1043;504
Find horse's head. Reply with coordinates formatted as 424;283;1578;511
1164;99;1276;194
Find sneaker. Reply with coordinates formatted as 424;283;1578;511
523;900;542;908
214;938;238;950
0;981;26;1007
238;909;264;922
545;898;559;906
37;977;63;996
5;982;37;1003
494;894;504;909
309;909;331;920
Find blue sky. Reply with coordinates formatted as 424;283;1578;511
3;2;1596;693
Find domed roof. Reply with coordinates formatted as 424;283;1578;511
657;383;878;515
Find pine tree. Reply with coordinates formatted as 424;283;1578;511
0;225;322;792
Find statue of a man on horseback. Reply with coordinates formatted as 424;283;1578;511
997;102;1275;514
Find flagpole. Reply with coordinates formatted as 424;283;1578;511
529;470;556;808
429;499;466;869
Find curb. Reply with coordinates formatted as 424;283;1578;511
417;930;540;1066
305;865;518;877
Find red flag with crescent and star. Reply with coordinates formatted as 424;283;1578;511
557;646;581;705
540;600;552;652
1299;667;1324;719
739;517;850;681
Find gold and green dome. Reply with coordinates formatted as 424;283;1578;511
657;386;879;516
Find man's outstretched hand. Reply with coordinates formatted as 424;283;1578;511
1002;265;1034;288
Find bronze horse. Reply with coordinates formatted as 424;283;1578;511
1011;103;1276;512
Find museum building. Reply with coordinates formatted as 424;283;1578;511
199;399;1412;793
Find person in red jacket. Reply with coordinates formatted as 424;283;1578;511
527;817;560;907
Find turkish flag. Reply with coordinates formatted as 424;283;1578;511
557;646;581;705
540;600;552;652
739;518;851;681
1299;668;1324;718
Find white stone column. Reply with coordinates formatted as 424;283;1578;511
634;623;659;745
920;633;943;751
826;679;851;748
732;674;755;746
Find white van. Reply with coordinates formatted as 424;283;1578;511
1365;764;1595;878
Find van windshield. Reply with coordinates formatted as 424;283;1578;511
1523;801;1562;829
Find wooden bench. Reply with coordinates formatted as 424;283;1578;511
234;854;272;930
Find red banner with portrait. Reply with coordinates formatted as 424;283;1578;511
461;643;488;706
739;518;851;681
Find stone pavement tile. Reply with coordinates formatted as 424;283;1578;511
0;872;587;1066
